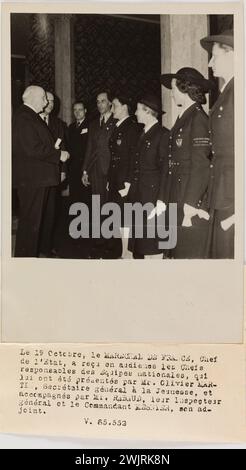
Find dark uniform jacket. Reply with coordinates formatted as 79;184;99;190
159;103;211;210
207;78;234;213
108;116;140;194
12;104;61;189
128;122;169;255
82;114;116;177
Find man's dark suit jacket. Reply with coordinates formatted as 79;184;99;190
12;104;61;188
68;119;89;172
82;114;116;187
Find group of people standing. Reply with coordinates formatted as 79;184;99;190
12;29;234;260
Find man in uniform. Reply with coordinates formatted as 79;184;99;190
200;29;234;258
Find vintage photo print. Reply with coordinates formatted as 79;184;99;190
1;3;244;343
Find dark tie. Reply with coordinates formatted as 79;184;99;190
76;121;81;128
100;116;105;128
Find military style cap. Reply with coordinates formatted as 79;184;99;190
160;67;214;92
138;94;165;114
200;29;234;53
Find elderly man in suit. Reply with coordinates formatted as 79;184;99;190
200;29;234;258
12;85;70;257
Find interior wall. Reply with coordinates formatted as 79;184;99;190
74;14;161;116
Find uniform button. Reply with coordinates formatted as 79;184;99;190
169;171;172;175
208;130;211;134
168;154;171;157
169;145;172;148
210;142;212;146
219;106;223;111
169;136;172;140
179;128;182;132
210;164;213;168
218;115;222;118
212;150;215;154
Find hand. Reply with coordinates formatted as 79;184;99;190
61;171;66;183
60;150;70;162
183;203;199;218
182;203;198;227
55;138;62;149
82;172;90;187
148;200;166;220
118;182;131;197
198;209;210;221
221;214;235;231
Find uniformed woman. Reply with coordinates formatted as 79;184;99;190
159;67;215;258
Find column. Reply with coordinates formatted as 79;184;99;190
160;15;209;129
54;15;75;125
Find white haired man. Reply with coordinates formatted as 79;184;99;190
12;85;70;257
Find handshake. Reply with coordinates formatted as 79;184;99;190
60;150;70;163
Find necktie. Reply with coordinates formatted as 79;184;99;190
76;121;81;128
44;116;48;125
100;116;105;128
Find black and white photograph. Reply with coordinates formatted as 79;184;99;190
1;3;243;345
11;11;235;260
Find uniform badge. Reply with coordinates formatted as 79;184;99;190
117;139;122;146
176;138;183;147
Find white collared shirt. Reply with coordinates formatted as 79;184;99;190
100;111;112;124
76;117;85;127
116;116;129;128
144;118;158;134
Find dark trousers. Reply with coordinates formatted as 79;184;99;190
38;186;57;255
89;163;108;254
15;186;56;257
208;207;234;259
